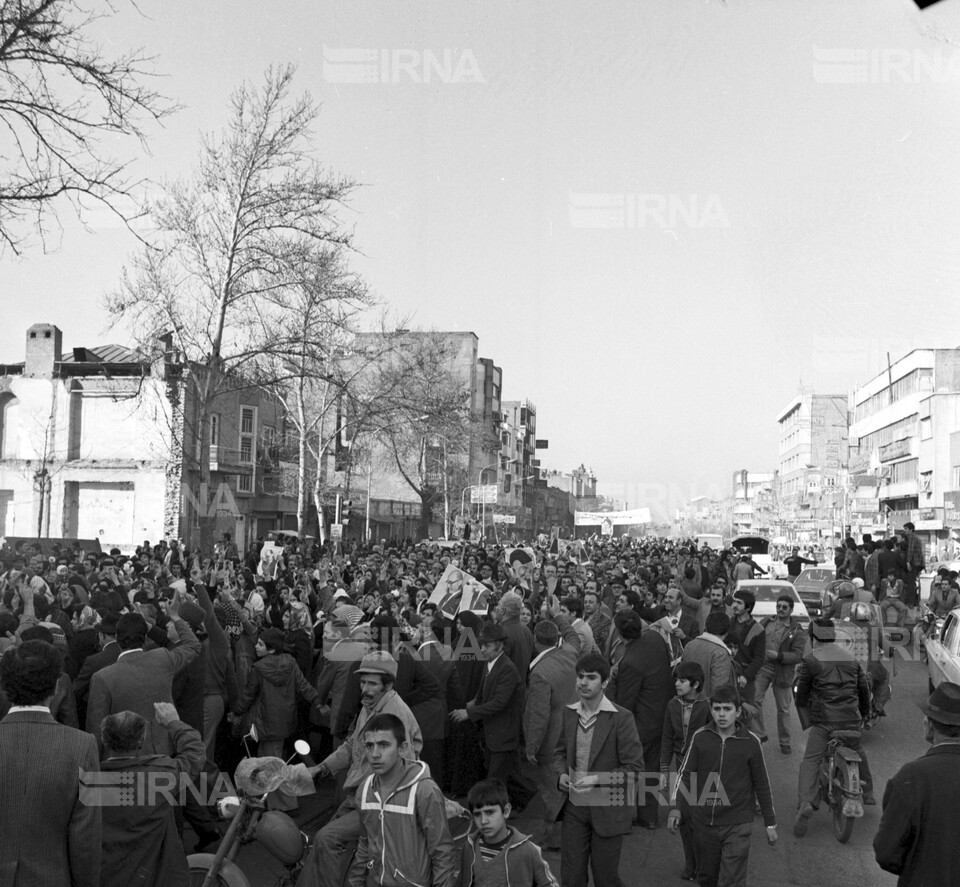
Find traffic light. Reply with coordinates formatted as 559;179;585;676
341;499;353;525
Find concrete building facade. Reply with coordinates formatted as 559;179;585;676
848;348;960;552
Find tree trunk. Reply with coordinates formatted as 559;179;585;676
194;370;216;553
296;385;308;536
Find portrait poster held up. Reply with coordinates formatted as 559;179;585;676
428;564;492;618
503;547;538;592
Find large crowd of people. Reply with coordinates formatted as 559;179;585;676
1;528;959;886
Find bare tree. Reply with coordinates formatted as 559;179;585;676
368;335;475;540
252;251;381;539
105;65;355;550
0;0;174;252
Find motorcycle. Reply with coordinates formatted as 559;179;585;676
189;738;315;887
817;729;865;844
915;606;943;665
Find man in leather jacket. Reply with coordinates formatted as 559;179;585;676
793;617;874;838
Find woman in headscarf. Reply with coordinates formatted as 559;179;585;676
282;601;315;680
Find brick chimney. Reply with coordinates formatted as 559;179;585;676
24;324;62;378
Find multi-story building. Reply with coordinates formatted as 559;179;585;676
776;393;849;539
848;348;960;553
0;323;297;553
351;331;503;541
495;399;537;535
729;469;775;536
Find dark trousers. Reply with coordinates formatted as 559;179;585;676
486;748;534;808
637;734;661;826
689;820;752;887
420;739;445;788
559;799;625;887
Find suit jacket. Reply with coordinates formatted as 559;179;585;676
73;640;120;728
523;622;580;761
501;616;535;687
681;634;736;701
874;743;960;887
0;710;101;887
606;630;674;747
86;621;200;754
552;702;644;835
467;652;523;752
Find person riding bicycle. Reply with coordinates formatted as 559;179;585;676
793;617;875;838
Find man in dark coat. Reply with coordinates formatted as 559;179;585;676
73;611;121;728
415;614;465;789
606;609;674;830
0;639;102;887
99;703;206;887
874;681;960;886
451;622;532;809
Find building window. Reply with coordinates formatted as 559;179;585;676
953;466;960;488
237;473;252;494
210;414;220;447
239;406;255;464
890;459;919;484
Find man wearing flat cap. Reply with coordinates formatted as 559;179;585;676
451;622;532;810
874;681;960;885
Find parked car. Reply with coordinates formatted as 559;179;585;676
925;606;960;694
732;579;811;626
794;567;837;616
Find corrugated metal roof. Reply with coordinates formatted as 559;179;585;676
59;344;144;363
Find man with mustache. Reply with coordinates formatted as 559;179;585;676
297;651;423;887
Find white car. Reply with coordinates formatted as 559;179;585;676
926;605;960;694
732;578;811;625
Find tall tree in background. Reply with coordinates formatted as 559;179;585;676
0;0;173;252
106;65;355;549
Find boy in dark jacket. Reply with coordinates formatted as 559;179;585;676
660;662;712;881
233;627;319;756
668;686;777;887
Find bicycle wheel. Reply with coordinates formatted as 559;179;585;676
830;762;856;844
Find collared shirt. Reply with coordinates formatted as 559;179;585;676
571;695;618;772
8;705;51;714
486;651;503;673
529;642;561;672
118;647;144;660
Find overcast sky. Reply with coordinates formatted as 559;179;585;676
4;0;960;515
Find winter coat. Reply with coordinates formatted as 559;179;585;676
233;652;318;740
349;760;457;887
99;720;205;887
758;616;808;687
794;644;870;728
874;744;960;887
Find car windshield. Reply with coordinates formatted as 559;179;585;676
736;584;799;603
732;537;770;556
797;569;833;583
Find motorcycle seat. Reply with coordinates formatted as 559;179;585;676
829;730;861;743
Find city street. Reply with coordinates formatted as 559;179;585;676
231;652;930;887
